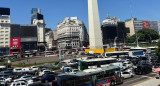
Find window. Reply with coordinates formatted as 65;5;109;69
5;34;8;36
104;71;110;78
1;31;4;33
5;28;8;29
63;79;74;86
97;73;104;80
5;31;8;33
1;28;4;30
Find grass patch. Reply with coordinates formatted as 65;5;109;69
12;60;60;67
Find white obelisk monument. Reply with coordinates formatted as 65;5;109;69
88;0;103;49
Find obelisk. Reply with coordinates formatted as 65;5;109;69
88;0;103;49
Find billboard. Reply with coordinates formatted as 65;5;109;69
143;21;150;29
10;37;21;49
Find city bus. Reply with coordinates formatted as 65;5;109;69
79;58;117;70
53;65;123;86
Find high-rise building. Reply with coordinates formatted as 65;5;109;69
101;17;129;45
57;17;89;49
0;7;11;55
125;18;160;36
31;8;45;43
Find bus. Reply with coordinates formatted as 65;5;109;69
54;65;123;86
79;58;117;70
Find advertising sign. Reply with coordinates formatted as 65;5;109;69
10;37;21;49
143;21;150;29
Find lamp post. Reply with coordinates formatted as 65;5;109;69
114;37;118;48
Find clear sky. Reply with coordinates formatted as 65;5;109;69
1;0;160;30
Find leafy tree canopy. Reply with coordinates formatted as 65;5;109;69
126;29;159;43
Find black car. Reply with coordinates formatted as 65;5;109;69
41;74;55;83
135;63;152;75
154;63;160;68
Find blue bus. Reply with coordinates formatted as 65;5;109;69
52;65;123;86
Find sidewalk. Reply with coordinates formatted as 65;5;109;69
133;77;160;86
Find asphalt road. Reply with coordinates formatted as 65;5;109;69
118;71;157;86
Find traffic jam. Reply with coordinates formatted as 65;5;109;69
0;46;159;86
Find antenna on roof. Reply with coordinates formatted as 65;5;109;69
107;12;110;18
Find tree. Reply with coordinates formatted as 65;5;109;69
126;29;159;43
156;40;160;62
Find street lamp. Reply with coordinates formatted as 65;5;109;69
114;37;118;48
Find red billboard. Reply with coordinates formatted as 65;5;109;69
10;37;21;49
143;21;150;29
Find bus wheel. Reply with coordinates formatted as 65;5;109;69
111;81;116;86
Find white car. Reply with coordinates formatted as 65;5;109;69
123;61;133;68
39;70;51;76
30;66;39;71
121;71;134;79
13;68;22;73
10;81;27;86
70;69;79;73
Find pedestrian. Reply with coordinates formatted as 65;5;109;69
159;71;160;77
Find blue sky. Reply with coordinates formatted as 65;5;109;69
1;0;160;30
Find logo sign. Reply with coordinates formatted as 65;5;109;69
10;37;21;48
143;21;150;29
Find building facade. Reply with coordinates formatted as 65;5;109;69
31;8;45;43
45;28;54;49
57;17;89;49
101;17;129;45
125;18;160;36
0;7;11;55
10;24;38;55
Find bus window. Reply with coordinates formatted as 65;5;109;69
63;79;74;86
75;76;92;86
110;71;114;76
104;71;109;78
97;73;104;81
75;77;84;86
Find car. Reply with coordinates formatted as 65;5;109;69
13;68;22;73
70;69;79;73
123;61;133;68
154;63;160;68
10;81;27;86
135;63;152;75
121;71;134;79
0;77;7;86
41;74;55;83
39;70;51;77
28;82;50;86
13;79;33;85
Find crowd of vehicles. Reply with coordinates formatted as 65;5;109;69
0;46;158;86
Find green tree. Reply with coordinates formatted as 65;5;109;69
126;29;159;43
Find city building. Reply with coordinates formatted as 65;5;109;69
125;18;160;36
10;24;38;56
31;8;45;43
45;28;54;49
57;17;89;50
0;7;11;55
101;17;130;45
